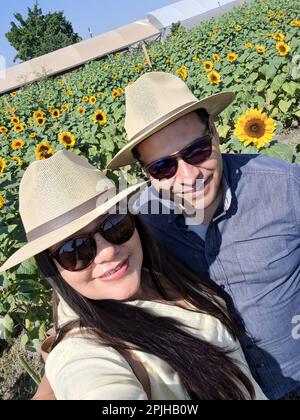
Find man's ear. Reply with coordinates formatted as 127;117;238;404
208;115;220;143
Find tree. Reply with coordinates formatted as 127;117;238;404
6;2;82;62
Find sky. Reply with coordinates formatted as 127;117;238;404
0;0;176;68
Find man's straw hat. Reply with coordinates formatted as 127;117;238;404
108;72;235;169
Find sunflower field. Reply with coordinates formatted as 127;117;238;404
0;0;300;351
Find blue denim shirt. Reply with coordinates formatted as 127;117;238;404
136;154;300;400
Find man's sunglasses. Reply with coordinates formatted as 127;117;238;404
49;213;135;272
144;134;213;181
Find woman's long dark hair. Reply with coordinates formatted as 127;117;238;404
35;215;255;400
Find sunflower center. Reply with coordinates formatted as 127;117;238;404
245;120;266;138
96;114;104;121
63;136;72;144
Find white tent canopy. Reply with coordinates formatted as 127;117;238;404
0;0;251;94
147;0;248;30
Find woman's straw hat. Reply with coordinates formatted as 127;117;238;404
0;150;146;272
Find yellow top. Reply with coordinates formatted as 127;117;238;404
45;298;267;400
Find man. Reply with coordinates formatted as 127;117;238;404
107;72;300;400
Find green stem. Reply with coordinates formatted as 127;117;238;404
18;356;41;385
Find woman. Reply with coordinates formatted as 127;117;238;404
0;150;266;400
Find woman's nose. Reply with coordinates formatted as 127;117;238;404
93;232;120;264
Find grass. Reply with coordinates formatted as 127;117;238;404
0;336;43;400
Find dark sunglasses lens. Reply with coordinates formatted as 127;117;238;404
102;214;135;245
181;136;212;165
56;236;95;271
148;158;178;180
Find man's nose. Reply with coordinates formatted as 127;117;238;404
176;159;203;185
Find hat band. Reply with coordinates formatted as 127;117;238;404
26;189;116;242
129;101;198;143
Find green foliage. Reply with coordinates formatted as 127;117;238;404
169;21;186;37
0;0;299;351
5;2;82;62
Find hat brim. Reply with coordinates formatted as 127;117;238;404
0;181;147;273
107;91;235;170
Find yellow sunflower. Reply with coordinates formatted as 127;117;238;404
112;89;120;99
234;109;276;149
77;106;86;115
291;19;300;27
14;123;26;133
0;157;7;173
59;132;76;148
82;96;89;103
245;43;253;49
90;96;97;105
0;126;8;134
227;53;238;63
59;80;65;87
0;195;5;209
176;66;188;80
213;54;220;62
93;110;107;125
11;116;20;125
34;110;45;120
192;56;200;63
208;71;221;85
61;104;70;112
203;61;214;72
268;10;276;19
10;157;22;167
30;133;37;139
98;92;105;97
117;88;124;95
236;25;242;31
256;45;266;54
12;139;25;150
87;88;94;95
278;10;285;19
112;73;118;80
276;42;290;57
134;67;141;74
37;117;46;127
66;89;73;96
272;33;285;42
11;91;17;97
51;109;61;119
115;52;121;58
35;142;54;160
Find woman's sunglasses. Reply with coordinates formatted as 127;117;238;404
145;134;213;181
49;213;135;272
